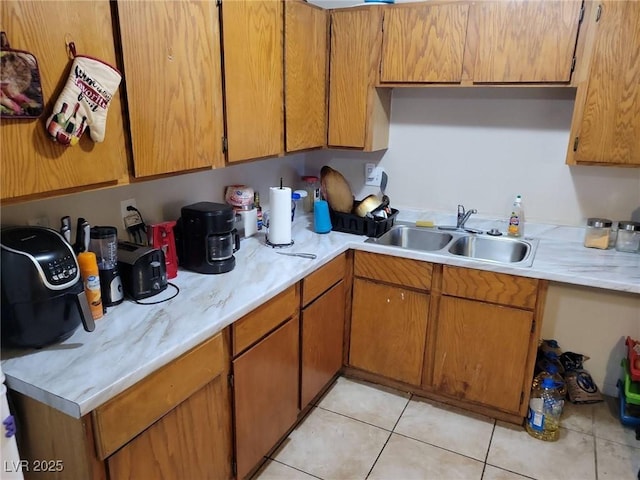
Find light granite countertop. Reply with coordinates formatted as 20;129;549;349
2;211;638;418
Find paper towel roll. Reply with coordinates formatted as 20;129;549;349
268;186;292;245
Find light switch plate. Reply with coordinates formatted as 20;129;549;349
365;164;383;187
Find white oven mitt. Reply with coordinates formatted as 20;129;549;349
45;55;121;146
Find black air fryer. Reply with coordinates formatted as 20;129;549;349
1;226;95;348
176;202;239;274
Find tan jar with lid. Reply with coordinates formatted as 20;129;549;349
584;218;614;249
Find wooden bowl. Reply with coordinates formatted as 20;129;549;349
320;166;353;213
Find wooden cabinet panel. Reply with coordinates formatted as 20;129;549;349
468;0;582;83
301;281;345;408
93;332;226;459
432;296;533;414
328;8;389;149
572;0;640;165
107;374;233;480
302;253;347;307
285;0;327;152
222;0;283;162
354;251;433;291
381;3;469;83
117;0;224;177
442;266;538;309
0;1;127;201
349;278;429;386
232;284;299;356
233;317;299;480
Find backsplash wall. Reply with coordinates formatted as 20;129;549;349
1;155;305;235
309;88;640;226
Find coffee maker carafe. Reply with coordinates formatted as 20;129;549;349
89;226;124;306
176;202;240;274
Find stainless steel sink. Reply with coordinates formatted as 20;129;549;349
447;235;534;265
367;225;453;251
366;223;538;267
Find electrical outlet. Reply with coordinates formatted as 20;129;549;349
364;163;375;183
120;198;138;228
365;164;383;187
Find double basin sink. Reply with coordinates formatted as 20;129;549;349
365;223;538;267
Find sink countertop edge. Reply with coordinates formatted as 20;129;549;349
1;213;638;418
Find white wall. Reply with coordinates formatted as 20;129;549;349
1;155;305;236
309;88;640;226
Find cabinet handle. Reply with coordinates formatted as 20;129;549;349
596;4;602;22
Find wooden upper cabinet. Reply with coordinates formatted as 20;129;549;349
328;7;390;150
467;0;583;83
285;0;327;152
380;3;469;83
570;0;640;166
0;1;127;201
222;0;284;163
118;0;224;177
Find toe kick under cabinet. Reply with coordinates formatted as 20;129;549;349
347;252;547;424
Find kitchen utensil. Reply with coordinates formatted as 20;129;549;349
1;225;95;348
380;171;391;213
60;216;72;244
275;251;317;260
354;194;383;218
74;217;90;253
313;200;332;234
320;166;353;214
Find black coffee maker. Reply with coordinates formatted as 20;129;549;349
1;226;95;348
176;202;240;274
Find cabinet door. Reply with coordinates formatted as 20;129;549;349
301;281;345;408
285;0;327;152
328;8;388;149
572;1;640;165
117;0;224;177
233;316;299;480
108;375;233;480
222;0;283;162
468;0;582;83
0;1;127;201
349;278;429;386
432;296;533;414
380;3;469;83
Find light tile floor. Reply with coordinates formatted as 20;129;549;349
253;376;640;480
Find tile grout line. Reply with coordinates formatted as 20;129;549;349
479;420;497;479
364;394;413;480
268;458;324;480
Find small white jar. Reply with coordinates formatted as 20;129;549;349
615;221;640;253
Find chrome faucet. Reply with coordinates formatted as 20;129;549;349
457;204;477;229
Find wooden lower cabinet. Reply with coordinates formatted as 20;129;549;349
349;278;429;386
301;280;346;408
10;331;233;480
107;374;232;480
431;296;534;414
233;316;300;480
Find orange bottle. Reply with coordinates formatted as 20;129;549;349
77;251;103;320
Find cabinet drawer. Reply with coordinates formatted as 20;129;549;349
232;284;300;356
354;251;432;291
302;253;347;307
442;265;538;309
92;331;226;459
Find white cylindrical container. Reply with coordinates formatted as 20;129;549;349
268;186;293;246
239;208;258;238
